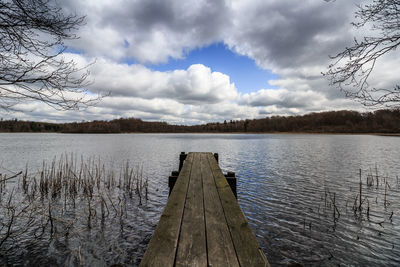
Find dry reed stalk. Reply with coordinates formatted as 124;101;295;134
353;194;358;214
48;200;54;234
384;179;388;208
87;197;92;229
359;169;362;211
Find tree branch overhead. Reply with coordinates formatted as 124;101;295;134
324;0;400;108
0;0;100;111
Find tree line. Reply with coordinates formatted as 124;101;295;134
0;109;399;134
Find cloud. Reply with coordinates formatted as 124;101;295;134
225;0;359;70
82;57;238;104
8;0;397;124
63;0;231;63
63;0;361;68
100;97;184;116
239;89;325;109
2;52;242;124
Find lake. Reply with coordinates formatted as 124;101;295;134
1;133;399;266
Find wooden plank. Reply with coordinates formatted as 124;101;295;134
175;153;207;266
201;153;240;267
207;153;269;267
139;153;194;267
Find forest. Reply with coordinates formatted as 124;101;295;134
0;109;399;134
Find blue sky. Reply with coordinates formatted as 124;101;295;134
149;43;278;94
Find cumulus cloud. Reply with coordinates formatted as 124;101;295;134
225;0;359;70
62;0;231;63
81;57;238;104
239;89;325;109
2;52;241;124
100;97;184;116
7;0;398;124
62;0;361;68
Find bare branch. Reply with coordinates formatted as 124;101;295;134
324;0;400;108
0;0;101;111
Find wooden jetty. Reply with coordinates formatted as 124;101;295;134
140;152;269;267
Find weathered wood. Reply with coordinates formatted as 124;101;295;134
179;152;187;171
207;153;269;267
139;153;194;267
213;152;219;163
141;152;269;267
175;153;207;266
225;171;237;198
168;171;179;196
201;153;239;267
168;175;177;196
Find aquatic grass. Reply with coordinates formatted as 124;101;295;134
316;165;397;231
294;164;399;265
0;154;149;266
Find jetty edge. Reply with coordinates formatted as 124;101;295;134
140;152;269;266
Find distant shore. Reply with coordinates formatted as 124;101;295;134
1;131;400;136
1;109;399;134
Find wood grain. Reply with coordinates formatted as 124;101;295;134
141;152;269;267
175;153;207;266
201;153;240;267
139;153;193;267
207;153;269;267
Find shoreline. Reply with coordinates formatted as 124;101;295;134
1;131;399;136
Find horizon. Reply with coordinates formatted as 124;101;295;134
1;108;398;127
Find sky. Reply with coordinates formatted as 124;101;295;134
3;0;400;124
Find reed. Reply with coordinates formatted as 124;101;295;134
316;164;397;235
0;154;149;254
359;169;362;211
384;179;388;208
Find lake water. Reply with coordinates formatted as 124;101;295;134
0;133;399;266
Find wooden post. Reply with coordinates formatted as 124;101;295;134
169;171;179;196
179;152;187;171
225;171;237;198
213;153;219;163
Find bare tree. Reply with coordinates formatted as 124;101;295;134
325;0;400;108
0;0;99;111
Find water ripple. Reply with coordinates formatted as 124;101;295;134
1;133;399;266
